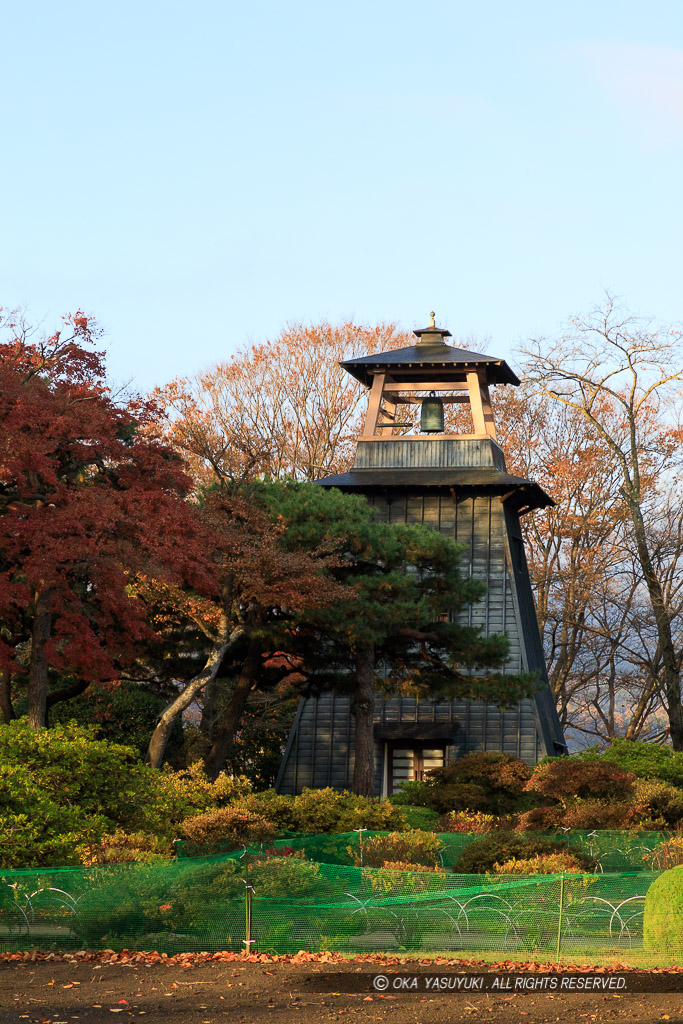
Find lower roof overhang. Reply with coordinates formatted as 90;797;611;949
315;468;554;515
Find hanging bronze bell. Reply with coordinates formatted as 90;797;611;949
420;391;445;433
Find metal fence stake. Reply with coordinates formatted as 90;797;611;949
241;846;255;953
353;828;368;867
556;873;565;963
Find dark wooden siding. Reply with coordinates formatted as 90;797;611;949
353;438;507;471
276;430;565;796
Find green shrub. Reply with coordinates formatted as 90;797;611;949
238;790;297;830
178;806;276;851
596;739;683;788
157;761;252;821
49;680;183;760
359;830;444;868
0;761;111;868
252;856;321;897
644;865;683;952
399;805;440;830
0;720;168;835
256;787;404;834
388;781;433;807
0;720;258;867
452;832;592;874
629;779;683;829
78;829;171;865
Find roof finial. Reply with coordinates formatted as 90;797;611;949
429;310;436;328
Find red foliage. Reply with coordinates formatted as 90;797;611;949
0;311;214;716
524;758;636;804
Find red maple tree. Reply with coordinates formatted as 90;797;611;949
0;310;214;728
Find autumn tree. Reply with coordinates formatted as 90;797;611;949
521;299;683;748
0;310;213;730
494;384;646;741
157;320;413;485
143;484;353;769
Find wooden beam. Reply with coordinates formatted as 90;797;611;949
366;432;489;441
394;395;470;405
383;381;470;392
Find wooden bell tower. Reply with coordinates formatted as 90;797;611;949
276;316;567;796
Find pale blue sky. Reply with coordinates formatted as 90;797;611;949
2;1;683;391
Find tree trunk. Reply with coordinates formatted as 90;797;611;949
0;668;14;723
204;638;262;781
351;642;375;796
27;589;53;730
625;493;683;749
145;624;245;768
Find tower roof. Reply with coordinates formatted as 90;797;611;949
340;318;520;387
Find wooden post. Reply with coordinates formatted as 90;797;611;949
466;371;487;435
480;382;497;440
360;373;386;438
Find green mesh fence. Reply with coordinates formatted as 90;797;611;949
178;829;674;872
1;835;681;965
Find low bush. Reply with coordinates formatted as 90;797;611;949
596;739;683;789
515;806;564;831
525;758;635;804
628;779;683;830
0;761;111;868
388;780;433;807
493;851;585;874
367;865;449;898
235;790;298;830
398;805;440;830
643;838;683;871
358;830;444;868
284;787;404;833
436;810;516;833
78;830;171;865
452;832;591;874
251;855;321;897
644;865;683;952
0;720;256;867
395;753;533;815
561;799;636;830
236;787;404;834
178;806;276;851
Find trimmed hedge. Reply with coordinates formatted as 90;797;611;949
644;865;683;952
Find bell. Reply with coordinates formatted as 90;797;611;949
420;391;445;433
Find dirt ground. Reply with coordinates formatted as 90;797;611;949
1;959;683;1024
